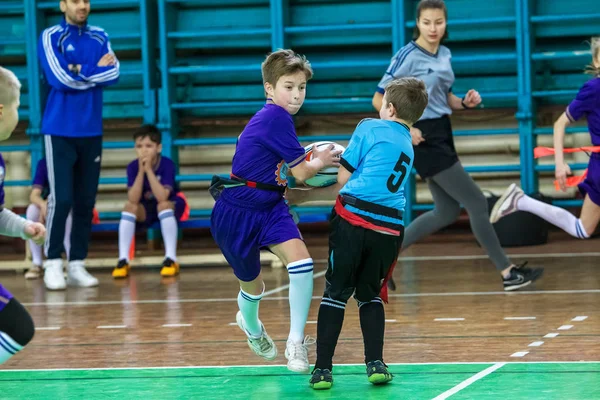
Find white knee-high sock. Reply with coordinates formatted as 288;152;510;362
238;287;263;338
517;195;589;238
26;204;42;266
287;258;314;343
159;209;178;261
0;331;23;365
118;212;137;261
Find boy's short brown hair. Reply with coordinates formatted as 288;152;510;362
384;78;428;124
133;124;161;144
261;49;313;91
0;66;21;106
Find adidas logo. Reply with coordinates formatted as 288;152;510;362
66;44;75;51
427;68;434;74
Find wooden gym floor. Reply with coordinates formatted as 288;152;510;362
0;230;598;399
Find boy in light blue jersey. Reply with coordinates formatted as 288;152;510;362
287;78;428;389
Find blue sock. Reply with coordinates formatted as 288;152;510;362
0;331;23;365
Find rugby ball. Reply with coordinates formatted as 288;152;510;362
303;141;345;187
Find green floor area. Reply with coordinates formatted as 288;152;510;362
0;363;598;400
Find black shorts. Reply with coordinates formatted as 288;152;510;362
324;211;404;304
413;115;459;179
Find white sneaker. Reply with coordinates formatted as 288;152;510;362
236;311;277;361
490;183;524;224
285;336;314;373
67;261;99;288
44;259;66;290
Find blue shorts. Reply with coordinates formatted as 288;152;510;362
0;284;13;312
140;195;187;228
579;154;600;207
210;196;302;282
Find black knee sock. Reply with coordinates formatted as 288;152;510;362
314;299;346;371
359;302;385;364
0;299;35;347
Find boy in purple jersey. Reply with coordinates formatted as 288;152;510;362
113;124;189;279
0;66;46;365
210;49;341;372
491;37;600;239
24;157;73;279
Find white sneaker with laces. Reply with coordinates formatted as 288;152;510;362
285;336;314;373
67;260;99;287
490;183;524;224
236;311;277;361
44;259;66;290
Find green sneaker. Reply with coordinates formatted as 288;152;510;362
309;368;333;390
366;360;393;385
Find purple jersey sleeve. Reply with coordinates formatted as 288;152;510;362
261;116;306;168
32;158;48;189
160;158;176;192
127;160;138;188
0;154;5;206
567;80;598;122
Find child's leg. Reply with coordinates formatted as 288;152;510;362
269;239;314;344
63;210;73;259
355;229;402;384
312;214;363;372
157;200;178;261
519;193;600;238
26;204;43;267
118;201;145;262
0;286;35;365
210;199;276;360
493;184;600;239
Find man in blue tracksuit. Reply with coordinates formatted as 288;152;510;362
38;0;119;290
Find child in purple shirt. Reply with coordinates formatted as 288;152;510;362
113;125;189;279
492;37;600;240
210;49;340;372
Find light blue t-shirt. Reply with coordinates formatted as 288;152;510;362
339;118;414;226
377;41;454;120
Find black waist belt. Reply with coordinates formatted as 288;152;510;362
209;174;285;201
340;194;403;220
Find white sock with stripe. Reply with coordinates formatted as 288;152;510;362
0;331;23;365
516;195;590;238
159;209;178;261
118;212;136;261
237;287;263;338
287;258;314;343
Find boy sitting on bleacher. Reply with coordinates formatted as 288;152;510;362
113;125;189;279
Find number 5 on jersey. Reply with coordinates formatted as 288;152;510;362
387;152;412;193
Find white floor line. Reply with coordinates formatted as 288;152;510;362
162;324;192;328
558;325;574;330
544;333;559;338
431;362;506;400
20;288;600;308
435;318;465;322
262;270;327;297
504;317;537;320
510;352;529;357
96;325;127;329
35;327;61;331
572;316;588;322
529;341;544;347
306;321;317;324
2;361;599;373
385;319;397;323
